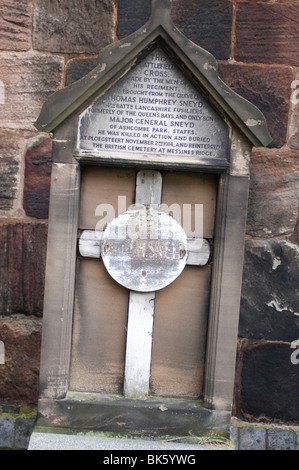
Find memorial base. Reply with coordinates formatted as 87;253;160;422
33;392;231;441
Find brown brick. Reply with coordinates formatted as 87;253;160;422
0;315;42;405
0;131;23;210
23;136;52;219
0;222;48;316
33;0;116;54
235;3;299;66
0;54;64;130
247;148;299;238
218;63;293;148
0;0;32;51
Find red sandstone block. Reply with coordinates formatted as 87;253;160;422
0;0;32;51
235;3;299;66
247;148;299;238
23;135;52;219
0;130;24;210
0;222;48;316
33;0;116;54
117;0;233;60
0;53;64;130
235;339;299;423
218;63;293;148
172;0;233;60
0;314;42;404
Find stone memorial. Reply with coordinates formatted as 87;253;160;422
29;0;272;447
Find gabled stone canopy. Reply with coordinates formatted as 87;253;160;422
35;0;272;148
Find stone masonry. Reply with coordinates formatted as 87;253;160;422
0;0;299;449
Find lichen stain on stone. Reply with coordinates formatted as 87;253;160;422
245;118;263;127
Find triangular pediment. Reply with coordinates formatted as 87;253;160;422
78;48;229;161
35;0;272;147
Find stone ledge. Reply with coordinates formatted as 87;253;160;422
35;392;231;440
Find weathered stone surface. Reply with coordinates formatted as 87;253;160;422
117;0;233;60
239;426;266;451
240;240;299;342
0;315;42;405
33;0;116;54
23;135;52;219
0;0;32;51
235;3;299;66
218;63;293;148
172;0;233;60
236;340;299;424
14;415;36;449
0;131;23;210
0;222;48;316
65;58;98;86
0;54;64;130
117;0;151;40
288;72;299;150
267;428;295;451
246;148;299;238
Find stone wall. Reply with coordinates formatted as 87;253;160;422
0;0;298;430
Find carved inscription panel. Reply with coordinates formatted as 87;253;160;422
78;48;229;160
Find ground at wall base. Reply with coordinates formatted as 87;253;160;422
2;411;299;450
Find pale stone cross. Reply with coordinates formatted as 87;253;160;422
79;170;210;399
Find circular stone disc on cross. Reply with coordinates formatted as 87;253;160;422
101;206;188;292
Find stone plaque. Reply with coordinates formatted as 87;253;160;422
78;48;229;160
101;206;188;292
